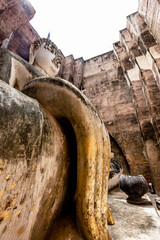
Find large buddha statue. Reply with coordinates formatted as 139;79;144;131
0;38;113;239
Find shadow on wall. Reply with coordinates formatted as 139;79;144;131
109;134;130;174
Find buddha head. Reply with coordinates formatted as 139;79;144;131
29;37;63;76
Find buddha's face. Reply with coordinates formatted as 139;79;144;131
29;38;62;76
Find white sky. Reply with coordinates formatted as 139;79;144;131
30;0;138;60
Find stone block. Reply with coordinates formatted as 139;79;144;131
0;0;18;12
7;23;39;60
0;0;35;42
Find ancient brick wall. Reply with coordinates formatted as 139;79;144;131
61;2;160;195
83;10;160;194
82;51;152;182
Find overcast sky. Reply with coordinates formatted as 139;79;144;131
30;0;138;60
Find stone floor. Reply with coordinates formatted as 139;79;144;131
108;188;160;240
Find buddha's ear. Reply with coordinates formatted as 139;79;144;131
29;43;35;65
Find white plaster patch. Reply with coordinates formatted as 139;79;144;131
149;45;160;59
127;17;139;38
146;51;154;68
127;64;140;81
136;54;152;70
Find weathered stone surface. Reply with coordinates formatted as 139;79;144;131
120;28;142;60
0;69;112;239
0;80;70;239
110;135;130;174
0;0;35;42
119;15;160;193
0;0;18;12
60;56;84;89
0;0;38;60
61;55;75;83
0;48;43;90
139;0;160;44
82;52;152;184
48;205;83;240
127;12;156;49
108;189;160;240
22;76;112;240
8;23;39;61
113;41;134;71
73;57;84;89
